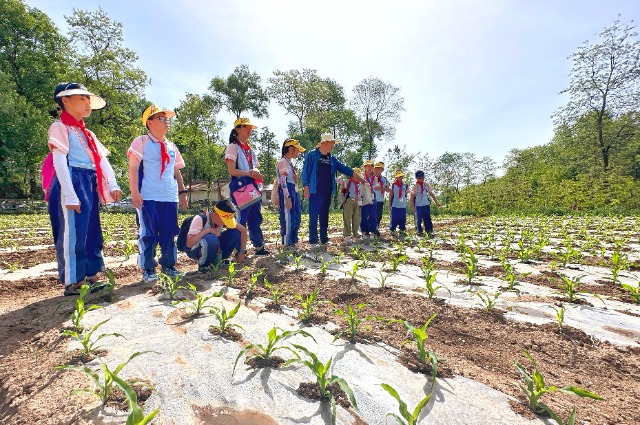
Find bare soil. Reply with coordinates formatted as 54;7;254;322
0;237;639;424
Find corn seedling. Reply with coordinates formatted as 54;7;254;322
202;262;221;279
293;253;305;271
402;313;444;383
472;289;501;311
334;303;375;342
182;283;222;316
208;302;244;334
380;383;432;425
357;251;371;268
517;239;533;263
110;374;159;425
292;344;358;425
62;318;125;355
454;233;467;253
233;327;316;376
247;267;265;297
421;266;450;299
264;277;285;306
100;269;116;301
70;284;101;331
620;281;640;304
344;261;364;282
295;288;321;322
462;247;478;285
120;238;137;261
157;272;186;301
548;305;567;332
514;349;603;416
558;275;603;305
374;264;393;289
225;261;238;286
1;260;18;273
610;250;628;283
318;256;333;276
56;351;154;405
389;254;407;272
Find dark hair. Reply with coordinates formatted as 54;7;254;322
415;170;425;179
281;138;295;157
229;128;240;145
215;198;236;214
50;82;85;117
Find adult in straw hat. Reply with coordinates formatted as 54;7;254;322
128;103;188;283
301;132;364;246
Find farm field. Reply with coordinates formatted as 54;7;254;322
0;211;639;424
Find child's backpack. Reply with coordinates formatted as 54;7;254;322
176;212;207;252
41;152;55;202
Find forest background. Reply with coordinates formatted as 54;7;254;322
1;0;640;215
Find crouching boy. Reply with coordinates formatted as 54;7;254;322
185;199;248;271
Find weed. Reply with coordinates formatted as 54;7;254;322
233;327;316;376
380;383;432;425
292;344;358;425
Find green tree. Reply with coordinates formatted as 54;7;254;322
171;93;225;200
351;77;405;160
554;17;640;171
209;64;269;119
0;0;68;197
253;127;278;184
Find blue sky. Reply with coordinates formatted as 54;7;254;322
25;0;639;169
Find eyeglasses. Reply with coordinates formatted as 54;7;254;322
154;116;170;123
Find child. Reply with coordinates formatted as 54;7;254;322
359;160;379;238
388;170;409;234
277;138;306;249
337;168;363;244
225;117;269;255
184;199;248;270
47;82;122;296
410;170;440;236
128;104;189;283
373;161;389;236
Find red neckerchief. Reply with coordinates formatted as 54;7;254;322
150;134;170;178
394;179;404;199
349;178;359;200
365;172;375;192
60;110;105;202
238;141;253;169
417;181;425;194
376;174;384;188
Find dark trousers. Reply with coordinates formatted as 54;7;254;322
360;203;377;234
308;191;331;244
48;169;104;285
238;201;265;248
136;200;179;270
415;205;433;234
390;207;407;232
376;201;384;230
279;183;301;246
186;229;241;267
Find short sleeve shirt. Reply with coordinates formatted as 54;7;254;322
48;121;109;166
225;143;259;171
128;134;185;202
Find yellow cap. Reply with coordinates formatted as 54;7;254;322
214;205;237;228
284;138;306;152
374;161;384;168
363;159;374;167
394;170;404;178
352;168;362;177
233;117;258;129
142;104;175;125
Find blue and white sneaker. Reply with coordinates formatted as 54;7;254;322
142;269;158;283
162;267;185;279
